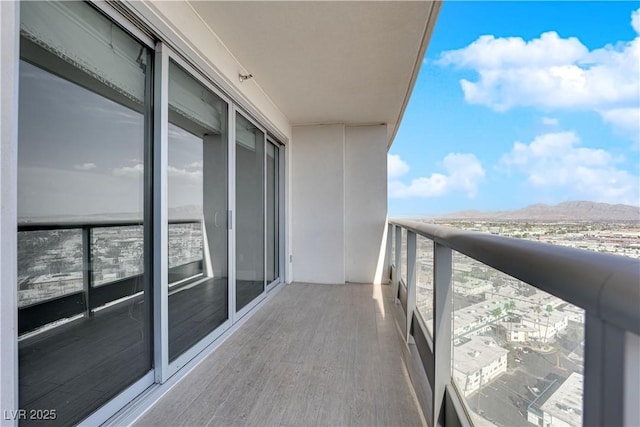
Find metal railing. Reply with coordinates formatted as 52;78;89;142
17;220;203;335
388;219;640;427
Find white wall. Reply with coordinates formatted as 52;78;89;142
291;125;346;284
0;1;19;424
345;125;388;284
291;124;388;285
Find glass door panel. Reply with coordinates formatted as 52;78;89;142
167;60;228;362
17;2;152;425
235;113;265;312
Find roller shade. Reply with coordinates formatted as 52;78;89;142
236;114;263;151
20;1;147;106
169;60;224;135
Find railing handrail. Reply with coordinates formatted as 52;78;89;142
18;218;201;231
390;219;640;335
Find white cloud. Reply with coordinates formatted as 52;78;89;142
186;161;203;169
439;32;588;70
600;107;640;144
542;117;558;126
113;163;202;181
168;165;202;181
389;153;485;199
112;163;144;178
388;153;410;178
439;9;640;139
500;132;639;204
74;163;97;171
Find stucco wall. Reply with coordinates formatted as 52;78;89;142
291;124;388;284
345;125;388;284
291;125;346;284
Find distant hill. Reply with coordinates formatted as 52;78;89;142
18;205;203;225
435;201;640;221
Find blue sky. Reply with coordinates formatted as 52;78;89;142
389;1;640;216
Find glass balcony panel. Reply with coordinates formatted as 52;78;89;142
400;228;407;285
451;251;584;427
390;225;395;267
168;222;203;269
167;59;228;362
92;226;143;287
18;229;83;308
416;236;434;337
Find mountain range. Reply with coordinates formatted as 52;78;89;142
433;201;640;221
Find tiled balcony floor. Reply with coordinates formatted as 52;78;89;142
135;282;425;426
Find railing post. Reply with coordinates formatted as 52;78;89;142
624;332;640;426
82;226;93;318
394;225;402;303
433;242;452;427
386;223;393;282
406;231;417;343
583;314;625;426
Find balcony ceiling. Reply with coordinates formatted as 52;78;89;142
188;1;439;144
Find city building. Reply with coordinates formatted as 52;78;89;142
452;298;508;340
452;277;493;296
498;321;537;343
521;311;569;344
528;373;584;427
452;336;508;397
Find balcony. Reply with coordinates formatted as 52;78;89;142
16;221;426;426
17;219;632;427
385;220;639;427
2;1;639;426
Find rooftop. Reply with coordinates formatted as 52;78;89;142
540;372;584;426
452;336;508;376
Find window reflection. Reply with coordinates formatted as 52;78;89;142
17;2;151;425
236;114;265;311
167;60;229;362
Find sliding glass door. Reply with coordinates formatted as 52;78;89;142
235;113;265;312
167;59;229;362
17;2;153;425
15;3;285;424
